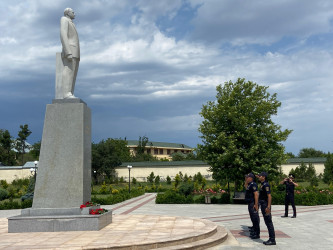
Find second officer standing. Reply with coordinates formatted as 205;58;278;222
257;172;276;245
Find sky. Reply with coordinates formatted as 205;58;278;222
1;0;333;155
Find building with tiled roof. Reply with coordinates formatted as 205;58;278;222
126;140;193;160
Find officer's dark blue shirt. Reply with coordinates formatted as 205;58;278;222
259;181;271;201
245;181;258;203
284;181;295;195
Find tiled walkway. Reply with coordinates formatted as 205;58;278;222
1;194;333;249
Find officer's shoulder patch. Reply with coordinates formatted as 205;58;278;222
266;186;270;192
253;186;256;191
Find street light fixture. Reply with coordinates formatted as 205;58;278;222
33;161;38;182
127;165;132;193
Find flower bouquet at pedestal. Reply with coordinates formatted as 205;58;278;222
80;201;101;215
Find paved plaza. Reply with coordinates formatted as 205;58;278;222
0;193;333;249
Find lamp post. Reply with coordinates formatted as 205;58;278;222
127;165;132;193
33;161;38;182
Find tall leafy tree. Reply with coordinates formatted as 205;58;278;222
297;147;326;158
132;136;158;162
29;141;41;159
0;129;15;165
15;124;32;164
198;78;292;189
323;153;333;184
92;138;131;180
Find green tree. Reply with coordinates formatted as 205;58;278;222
15;124;32;165
306;163;317;181
297;148;326;158
323;153;333;184
171;152;186;161
174;174;181;188
92;138;131;181
136;136;148;155
154;175;160;185
29;141;41;159
131;136;158;162
166;175;172;185
0;129;15;166
285;152;295;159
147;172;155;183
290;162;307;181
198;78;292;190
185;151;199;160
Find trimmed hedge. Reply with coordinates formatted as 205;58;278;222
91;187;145;205
156;190;194;204
0;199;32;210
272;191;333;206
156;190;231;204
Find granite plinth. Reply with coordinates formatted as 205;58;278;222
8;210;112;233
32;100;91;209
21;205;101;216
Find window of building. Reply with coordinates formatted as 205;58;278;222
167;149;171;155
154;149;158;155
147;149;151;154
174;150;178;153
159;149;163;154
181;150;184;153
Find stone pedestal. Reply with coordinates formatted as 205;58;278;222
8;209;112;233
33;99;91;208
7;99;113;233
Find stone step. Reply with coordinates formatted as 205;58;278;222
156;226;228;250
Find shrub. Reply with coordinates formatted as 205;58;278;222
174;174;181;188
11;178;30;187
91;187;144;205
99;182;108;194
178;183;194;197
147;172;155;183
156;190;187;204
0;188;9;201
21;199;33;209
0;180;8;189
166;176;171;185
7;187;16;198
155;175;160;185
193;172;203;183
193;195;205;203
112;189;119;194
132;177;137;185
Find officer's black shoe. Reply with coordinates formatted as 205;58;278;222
281;215;288;218
263;239;276;245
248;226;253;230
250;234;260;239
291;215;296;218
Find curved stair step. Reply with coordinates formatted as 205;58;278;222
156;225;228;250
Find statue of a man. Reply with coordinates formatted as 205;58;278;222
60;8;80;99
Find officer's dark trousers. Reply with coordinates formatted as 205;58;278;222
248;202;260;235
284;194;296;216
259;200;275;240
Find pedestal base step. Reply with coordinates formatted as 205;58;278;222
8;210;112;233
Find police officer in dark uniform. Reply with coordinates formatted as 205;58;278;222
257;172;276;245
280;174;298;218
244;173;260;239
